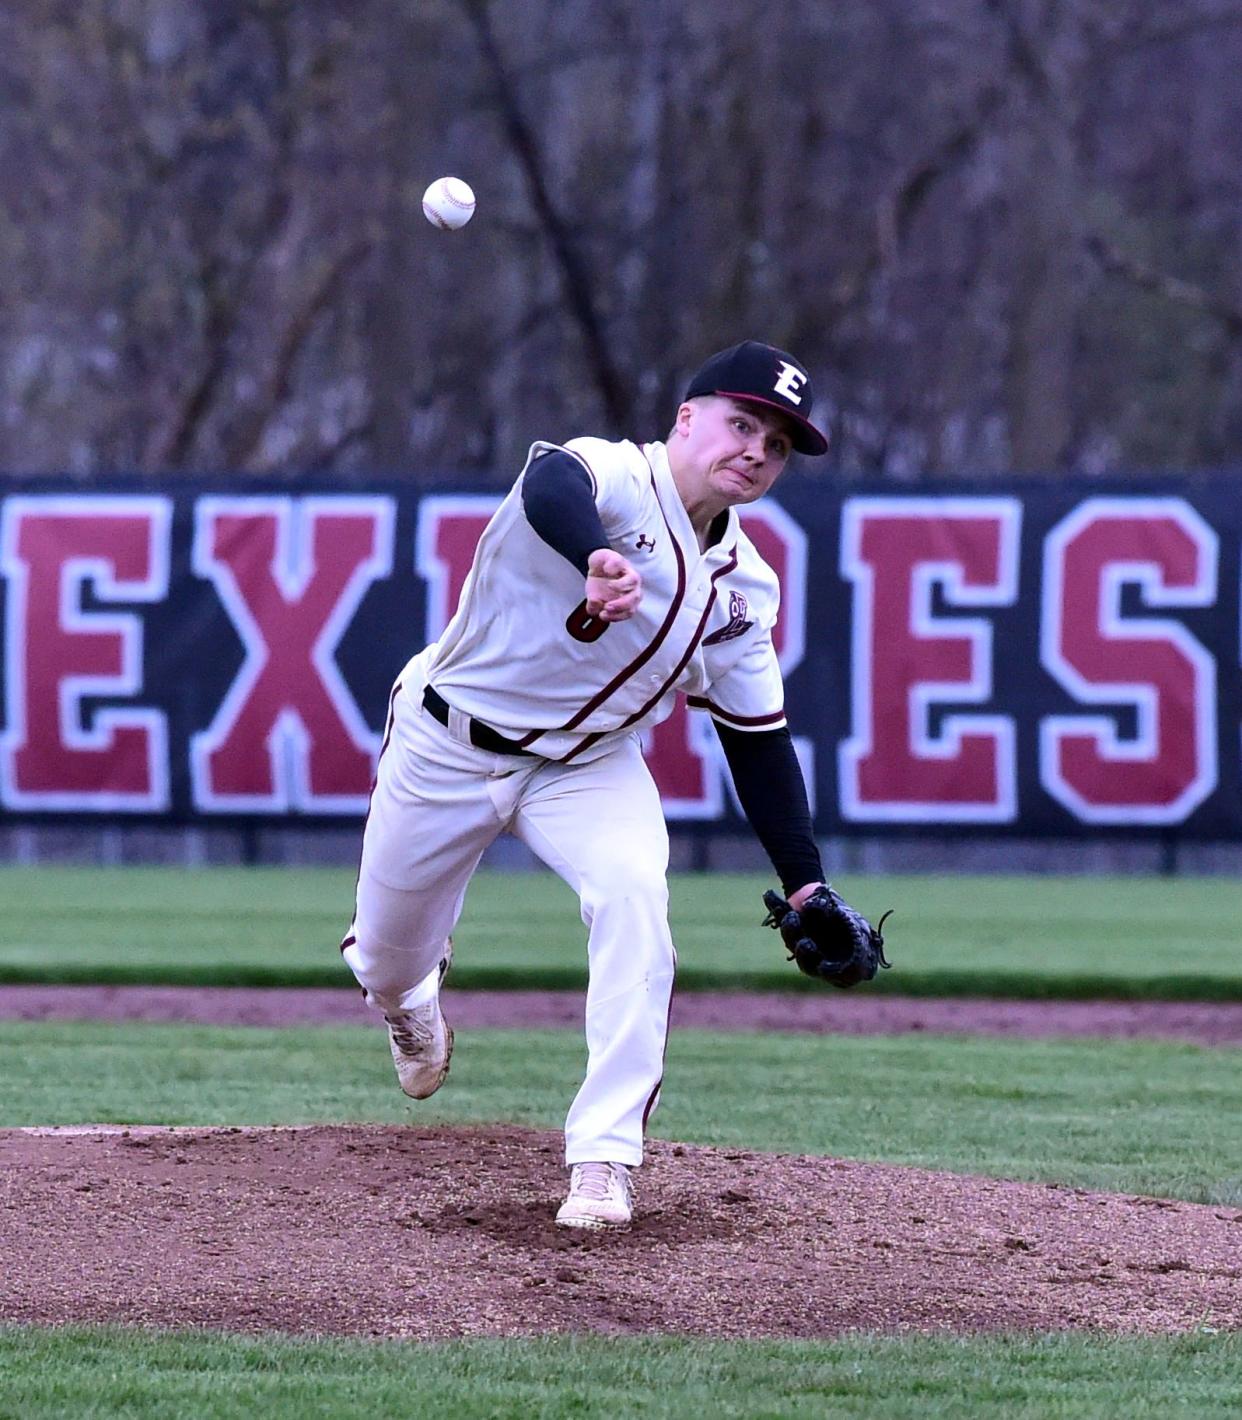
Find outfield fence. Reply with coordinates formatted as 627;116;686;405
2;471;1240;851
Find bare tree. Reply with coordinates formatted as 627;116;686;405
5;0;1242;480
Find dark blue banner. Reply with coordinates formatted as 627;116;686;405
0;473;1237;835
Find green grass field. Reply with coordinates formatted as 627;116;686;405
1;1329;1239;1419
2;865;1239;1415
1;866;1239;997
1;1023;1238;1202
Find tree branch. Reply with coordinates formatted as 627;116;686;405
1105;3;1242;57
981;0;1058;102
225;238;372;469
1085;233;1242;337
831;83;1008;313
143;11;299;470
461;0;630;431
144;254;244;470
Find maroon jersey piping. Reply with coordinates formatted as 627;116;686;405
515;445;688;748
559;548;739;764
685;695;785;726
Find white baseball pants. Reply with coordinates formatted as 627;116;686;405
342;665;676;1168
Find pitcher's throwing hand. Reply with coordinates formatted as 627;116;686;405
585;548;642;621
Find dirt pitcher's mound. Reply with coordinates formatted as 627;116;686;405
3;1124;1240;1340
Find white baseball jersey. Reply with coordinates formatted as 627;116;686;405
423;436;786;762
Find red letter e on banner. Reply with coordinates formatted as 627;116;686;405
839;498;1021;823
1;496;170;810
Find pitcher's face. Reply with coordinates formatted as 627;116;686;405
672;396;794;510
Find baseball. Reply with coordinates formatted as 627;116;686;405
422;176;476;230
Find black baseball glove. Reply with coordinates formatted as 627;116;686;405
762;885;892;989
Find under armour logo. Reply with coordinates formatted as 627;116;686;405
773;361;807;405
636;534;656;552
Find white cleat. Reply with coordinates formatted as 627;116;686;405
555;1162;633;1230
384;943;453;1100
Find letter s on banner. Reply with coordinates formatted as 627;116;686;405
1040;498;1218;824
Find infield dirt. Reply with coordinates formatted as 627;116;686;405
2;1122;1240;1339
3;988;1240;1341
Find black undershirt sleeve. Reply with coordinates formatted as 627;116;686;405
714;721;824;898
520;449;609;575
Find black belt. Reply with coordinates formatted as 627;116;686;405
422;685;534;757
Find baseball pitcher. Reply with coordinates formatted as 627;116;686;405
340;341;890;1229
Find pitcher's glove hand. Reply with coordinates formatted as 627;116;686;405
762;886;893;989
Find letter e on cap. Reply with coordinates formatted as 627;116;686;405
773;361;807;405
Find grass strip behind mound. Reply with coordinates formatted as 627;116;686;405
2;867;1241;1000
2;1022;1239;1203
1;1328;1239;1419
3;960;1236;1002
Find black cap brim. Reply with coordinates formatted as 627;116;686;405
715;390;829;457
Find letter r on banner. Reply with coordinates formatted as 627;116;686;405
839;498;1022;822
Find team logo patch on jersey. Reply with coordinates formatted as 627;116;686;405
703;590;753;645
635;533;656;552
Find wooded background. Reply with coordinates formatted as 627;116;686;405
5;0;1242;484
